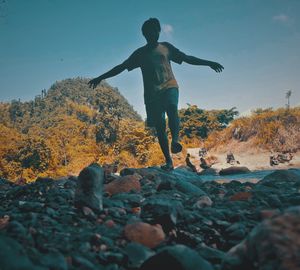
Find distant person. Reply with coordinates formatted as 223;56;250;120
198;148;207;158
185;153;197;172
89;18;224;171
200;157;210;170
276;152;293;163
226;152;235;165
270;155;279;166
226;152;240;165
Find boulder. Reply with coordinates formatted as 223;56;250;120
219;166;251;176
222;206;300;270
124;222;165;248
140;245;214;270
0;235;46;270
259;169;300;187
74;163;104;212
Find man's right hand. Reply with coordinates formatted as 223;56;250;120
209;62;224;73
88;76;102;89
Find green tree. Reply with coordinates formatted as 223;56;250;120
178;105;238;139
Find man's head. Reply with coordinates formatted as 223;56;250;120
142;18;161;45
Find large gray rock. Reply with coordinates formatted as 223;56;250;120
222;206;300;270
219;166;251;176
259;169;300;187
124;242;155;269
74;163;104;212
0;235;46;270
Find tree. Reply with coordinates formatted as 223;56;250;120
286;90;292;110
178;105;238;140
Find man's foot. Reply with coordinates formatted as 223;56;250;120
171;142;182;154
161;162;174;171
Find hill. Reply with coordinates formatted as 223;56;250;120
0;78;164;181
0;77;141;133
204;107;300;152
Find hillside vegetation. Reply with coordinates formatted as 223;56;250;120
0;78;162;180
1;78;298;181
204;107;300;153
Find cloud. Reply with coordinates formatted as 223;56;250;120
162;24;174;35
272;14;289;23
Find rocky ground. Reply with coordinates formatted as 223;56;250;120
1;166;300;270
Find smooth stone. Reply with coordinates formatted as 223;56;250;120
124;222;165;248
124;242;155;269
105;174;141;195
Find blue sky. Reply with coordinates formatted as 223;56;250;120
1;0;299;118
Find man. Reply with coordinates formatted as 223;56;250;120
185;153;197;172
200;157;210;170
89;18;224;171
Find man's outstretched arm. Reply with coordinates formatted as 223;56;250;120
88;63;126;88
182;55;224;73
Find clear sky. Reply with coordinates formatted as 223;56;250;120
1;0;299;118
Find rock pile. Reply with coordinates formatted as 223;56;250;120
0;167;300;270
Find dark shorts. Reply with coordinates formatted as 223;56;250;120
145;87;179;127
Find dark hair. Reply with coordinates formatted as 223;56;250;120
141;18;161;36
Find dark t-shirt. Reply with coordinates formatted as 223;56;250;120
122;42;186;104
